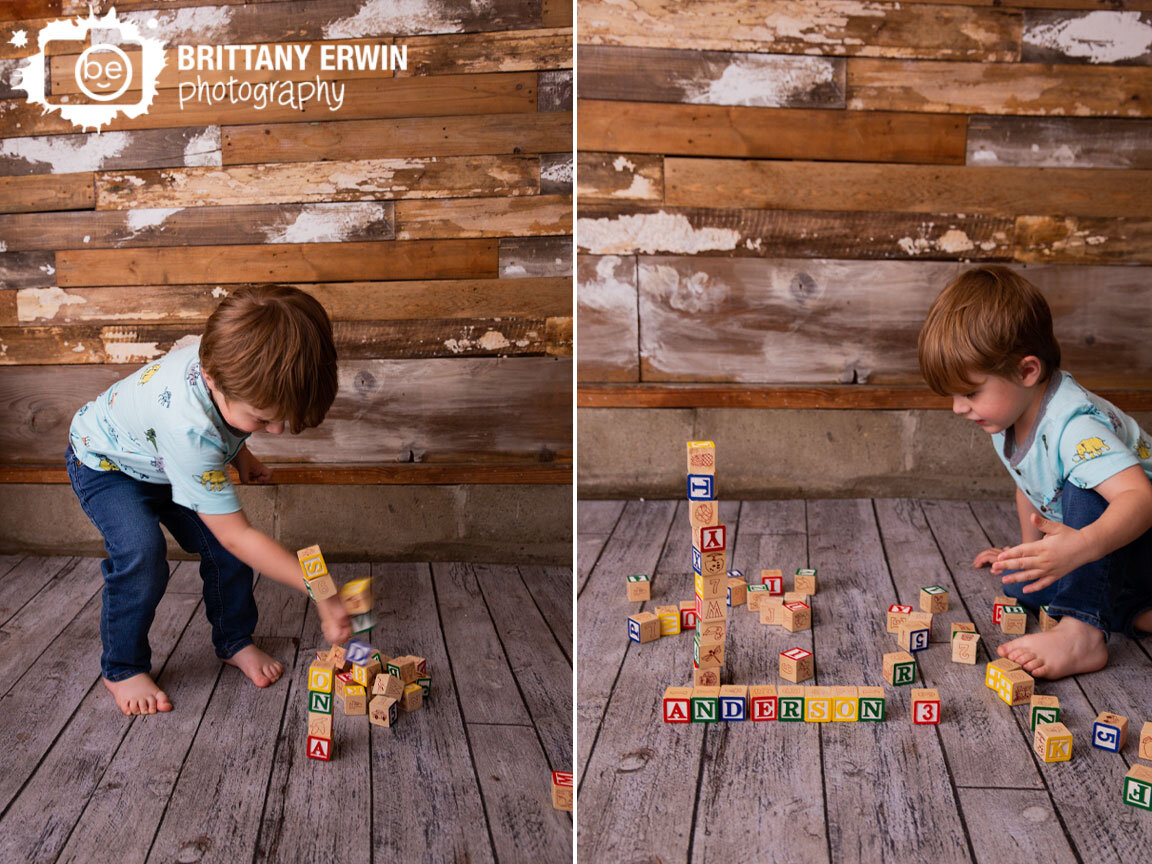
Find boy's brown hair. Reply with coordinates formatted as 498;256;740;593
200;285;338;433
918;266;1061;396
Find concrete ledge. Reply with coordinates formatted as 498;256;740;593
0;484;572;565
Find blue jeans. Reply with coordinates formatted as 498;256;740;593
66;445;257;680
1003;483;1152;641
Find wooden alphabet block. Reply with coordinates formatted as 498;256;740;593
783;591;808;603
883;651;917;686
794;568;817;596
410;656;428;676
803;686;832;723
951;631;981;664
689;500;720;531
551;771;574;811
626;573;651;602
693;665;721;687
372;672;404;700
329;643;348;671
307;661;335;693
998;669;1034;706
831;686;859;722
698;548;726;577
335;671;355;701
401;683;423;712
350;611;376;635
908;611;933;638
719;684;748;721
628;612;661;643
417;676;431;700
1092;712;1129;752
679;600;698;630
1030;695;1061;731
686;440;716;475
339;577;373;615
727;569;744;580
697;595;727;622
985;657;1021;690
687;473;716;501
726;579;747;607
1140;721;1152;760
760;569;784;595
307;712;333;739
950;622;976;640
297;545;329;580
1124;763;1152;811
304;573;338;601
747;584;769;611
697;524;727;553
695;571;726;600
344;684;367;715
351;657;382;688
1034;721;1073;763
858;686;886;722
782;601;811;632
777;685;805;722
919;585;949;614
779;647;815;684
369;694;400;728
663;686;693;723
693;631;725;668
886;604;913;633
1000;605;1027;635
992;594;1013;625
306;734;331;761
911;688;941;725
691;686;721;722
759;598;785;626
655;605;681;636
308;690;334;715
385;655;420;685
749;685;778;721
698;618;726;642
344;639;373;666
1039;605;1058;631
897;620;930;653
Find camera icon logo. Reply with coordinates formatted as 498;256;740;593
16;7;166;132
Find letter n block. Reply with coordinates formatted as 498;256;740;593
911;688;941;725
858;686;886;722
749;685;777;721
883;651;916;686
719;685;747;721
308;690;333;715
1124;764;1152;811
691;686;720;722
1033;721;1073;763
1029;695;1060;731
1092;712;1129;752
663;686;693;723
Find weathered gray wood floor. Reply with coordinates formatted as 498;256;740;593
578;499;1152;864
0;558;571;864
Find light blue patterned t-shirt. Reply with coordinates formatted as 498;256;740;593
68;341;250;514
992;370;1152;523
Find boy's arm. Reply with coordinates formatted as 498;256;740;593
199;509;351;642
995;464;1152;592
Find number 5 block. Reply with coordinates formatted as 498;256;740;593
1092;712;1128;752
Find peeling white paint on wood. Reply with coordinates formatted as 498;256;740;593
104;341;163;362
676;54;835;107
126;207;183;233
579;255;637;315
1025;12;1152;64
541;158;572;186
0;131;130;174
577;211;740;255
610;174;657;199
323;0;465;39
16;286;87;322
122;7;235;43
183;127;222;167
612;156;636;172
262;203;387;244
212;286;229;298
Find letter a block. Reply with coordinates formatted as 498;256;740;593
719;685;748;721
306;735;331;761
663;686;693;723
1034;722;1073;763
1029;695;1061;731
691;686;720;722
1124;764;1152;811
749;685;778;721
779;647;814;683
883;651;917;686
625;574;651;602
1092;712;1129;752
911;688;941;725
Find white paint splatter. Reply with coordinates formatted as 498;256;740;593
16;286;88;322
767;3;886;47
579;256;636;315
122;6;234;42
183;127;222;167
0;131;130;174
577;211;740;255
610;173;658;199
677;54;835;107
0;241;6;252
969;148;999;164
72;342;86;352
937;229;975;254
323;0;464;38
501;262;528;277
477;330;510;351
1025;11;1152;64
612;156;636;172
212;286;229;298
541;158;572;186
126;207;182;233
263;203;386;244
1086;235;1108;246
40;263;55;275
105;341;162;362
644;264;730;314
82;235;90;243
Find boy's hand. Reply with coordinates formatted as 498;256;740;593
235;449;272;484
316;595;351;644
994;513;1093;593
972;547;1007;569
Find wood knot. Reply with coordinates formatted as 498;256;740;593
616;747;654;773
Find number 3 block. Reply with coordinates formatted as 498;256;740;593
911;688;941;725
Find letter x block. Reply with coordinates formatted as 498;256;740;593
1124;764;1152;811
1092;712;1129;752
1034;721;1073;763
625;574;651;602
719;685;748;721
627;612;661;644
1030;695;1061;731
779;647;814;683
911;688;941;725
883;651;917;686
663;686;693;723
749;685;778;721
691;686;721;722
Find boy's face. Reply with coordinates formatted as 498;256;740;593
949;372;1033;435
218;396;285;434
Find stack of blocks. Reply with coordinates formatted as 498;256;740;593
686;441;728;687
306;657;335;761
663;684;886;723
758;569;812;633
298;544;336;600
985;658;1034;706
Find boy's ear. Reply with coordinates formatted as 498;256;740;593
1017;355;1043;387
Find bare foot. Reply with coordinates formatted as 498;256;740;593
997;616;1107;679
103;673;172;715
222;644;283;687
1133;608;1152;634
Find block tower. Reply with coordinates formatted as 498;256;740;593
688;441;727;687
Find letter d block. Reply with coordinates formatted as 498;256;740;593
1092;712;1129;752
1034;722;1073;763
1124;764;1152;811
663;686;692;723
719;685;747;721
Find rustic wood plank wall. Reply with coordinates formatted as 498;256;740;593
0;0;573;483
576;0;1152;409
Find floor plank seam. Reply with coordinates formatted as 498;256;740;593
515;565;573;667
249;636;302;864
0;555;73;630
576;501;629;601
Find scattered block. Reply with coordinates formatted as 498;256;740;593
726;579;747;607
727;569;744;579
551;771;574;811
749;685;778;721
330;643;348;669
663;686;693;723
759;597;785;626
369;694;399;727
746;584;769;611
897;620;930;653
297;544;329;580
350;611;376;634
883;651;917;686
783;591;808;603
803;686;832;723
782;601;811;632
307;712;333;739
1034;721;1073;763
335;671;355;701
1039;605;1058;631
951;631;980;664
985;658;1021;690
679;600;698;630
908;610;933;637
339;577;373;616
911;688;941;725
1092;712;1129;752
760;569;784;595
992;594;1013;626
401;683;424;712
388;655;420;685
698;524;726;553
794;568;817;596
1140;721;1152;760
779;647;815;684
693;666;721;687
308;690;333;714
305;573;337;601
919;585;948;614
1000;605;1027;634
691;686;721;722
1030;695;1061;731
344;684;367;715
831;686;859;722
719;684;748;721
1124;763;1152;811
998;669;1034;706
778;685;805;721
886;604;914;634
655;604;681;636
345;639;373;666
950;622;976;640
627;612;661;644
308;661;335;693
686;440;716;475
373;672;404;700
306;735;331;761
351;657;382;688
626;574;651;602
417;676;432;700
858;686;886;722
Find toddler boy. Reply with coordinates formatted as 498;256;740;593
918;266;1152;678
67;285;350;715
